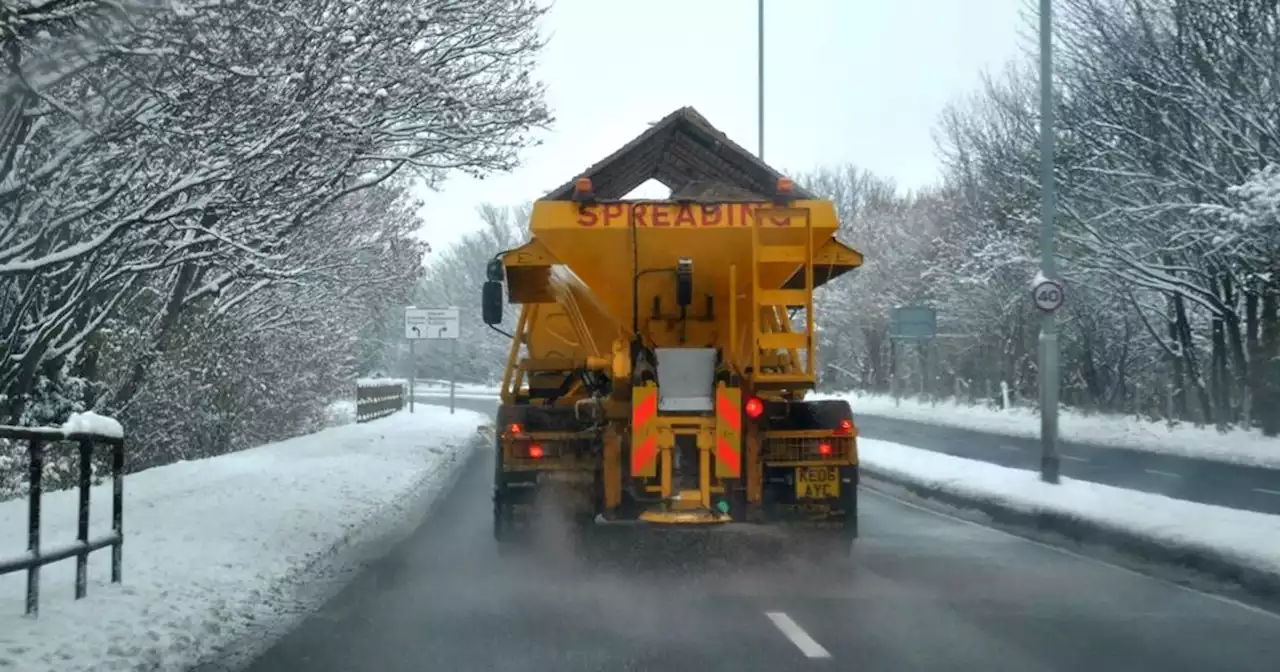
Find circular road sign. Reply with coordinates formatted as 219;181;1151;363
1031;278;1066;312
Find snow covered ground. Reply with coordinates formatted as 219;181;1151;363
0;406;487;672
860;438;1280;578
815;390;1280;469
323;399;357;426
2;392;1271;672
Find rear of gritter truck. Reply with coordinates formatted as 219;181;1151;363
480;107;866;557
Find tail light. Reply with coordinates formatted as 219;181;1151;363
744;396;765;419
817;442;833;457
834;419;852;436
508;423;523;435
527;444;544;459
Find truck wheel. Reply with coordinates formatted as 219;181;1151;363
493;490;510;540
491;426;524;556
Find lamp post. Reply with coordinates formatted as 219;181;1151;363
758;0;764;160
1037;0;1061;485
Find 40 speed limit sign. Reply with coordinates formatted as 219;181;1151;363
1031;278;1066;312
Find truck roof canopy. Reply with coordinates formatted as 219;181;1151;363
542;106;816;201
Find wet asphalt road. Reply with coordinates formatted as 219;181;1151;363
853;415;1280;515
233;398;1280;672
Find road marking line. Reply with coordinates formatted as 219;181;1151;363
1252;487;1280;497
1060;455;1088;462
998;444;1020;451
765;612;831;658
860;486;1280;622
1144;468;1180;478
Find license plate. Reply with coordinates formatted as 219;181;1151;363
795;466;840;499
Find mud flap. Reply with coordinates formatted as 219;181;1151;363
492;427;535;552
492;483;531;552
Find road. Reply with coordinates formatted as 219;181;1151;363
855;415;1280;515
232;398;1280;672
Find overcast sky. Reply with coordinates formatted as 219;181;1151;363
412;0;1029;253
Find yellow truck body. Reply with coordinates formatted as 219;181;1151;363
482;107;865;551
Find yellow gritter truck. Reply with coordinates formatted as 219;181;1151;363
480;107;865;554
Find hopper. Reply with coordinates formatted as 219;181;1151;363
510;107;862;354
526;199;862;348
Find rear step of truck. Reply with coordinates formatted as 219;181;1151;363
641;488;730;524
638;509;731;524
596;489;733;525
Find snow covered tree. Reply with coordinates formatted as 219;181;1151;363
0;0;552;493
814;0;1280;436
799;166;939;392
408;202;530;384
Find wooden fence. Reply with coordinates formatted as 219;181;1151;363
356;379;406;422
0;425;125;616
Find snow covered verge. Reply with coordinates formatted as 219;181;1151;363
0;406;487;672
817;390;1280;469
860;439;1280;595
323;399;357;426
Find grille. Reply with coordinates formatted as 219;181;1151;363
761;435;854;462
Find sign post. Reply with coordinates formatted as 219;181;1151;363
1036;0;1062;486
405;307;430;412
889;306;938;403
406;307;461;413
1031;274;1066;483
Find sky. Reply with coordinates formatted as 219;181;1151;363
413;0;1030;254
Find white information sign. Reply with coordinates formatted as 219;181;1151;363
405;307;460;340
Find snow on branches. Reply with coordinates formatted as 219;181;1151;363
0;0;551;489
407;203;528;384
813;0;1280;436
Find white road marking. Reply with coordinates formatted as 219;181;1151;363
998;444;1020;451
1252;487;1280;497
1060;454;1088;462
860;486;1280;622
1144;468;1180;478
765;612;831;658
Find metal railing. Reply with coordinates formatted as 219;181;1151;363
356;380;406;422
0;426;125;616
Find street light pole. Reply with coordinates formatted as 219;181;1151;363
1038;0;1060;484
757;0;764;160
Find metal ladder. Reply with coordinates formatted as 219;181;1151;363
750;208;816;389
